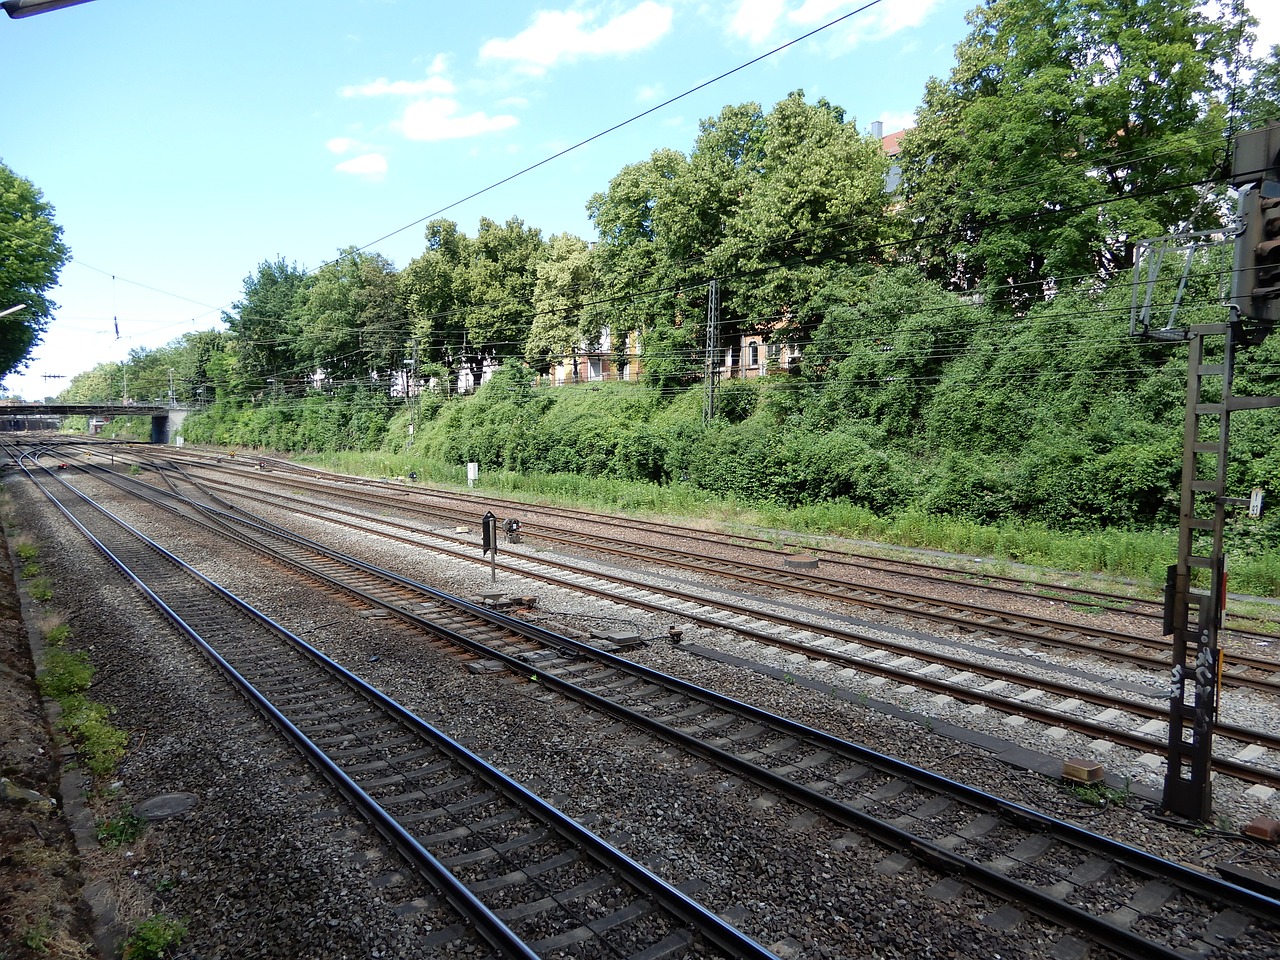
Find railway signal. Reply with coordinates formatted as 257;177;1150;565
1135;122;1280;822
481;511;498;582
1232;186;1280;332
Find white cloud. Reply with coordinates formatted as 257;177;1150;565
335;153;388;179
340;53;454;98
790;0;857;24
729;0;785;44
341;75;455;98
851;0;941;39
395;97;519;141
326;136;361;154
1253;0;1279;51
635;83;664;103
480;1;673;75
725;0;941;47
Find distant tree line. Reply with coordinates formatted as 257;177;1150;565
51;0;1280;536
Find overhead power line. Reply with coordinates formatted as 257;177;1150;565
327;0;889;267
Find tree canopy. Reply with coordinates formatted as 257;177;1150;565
0;161;70;380
49;1;1280;549
898;0;1240;307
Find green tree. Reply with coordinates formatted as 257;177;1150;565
899;0;1240;309
401;219;470;391
462;216;546;382
222;258;309;394
526;232;597;375
590;93;894;388
1236;44;1280;130
587;148;692;385
0;162;71;380
293;248;407;394
401;217;546;391
718;92;893;335
61;362;120;404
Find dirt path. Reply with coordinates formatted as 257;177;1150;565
1;514;97;959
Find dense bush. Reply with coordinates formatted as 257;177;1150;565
175;264;1276;559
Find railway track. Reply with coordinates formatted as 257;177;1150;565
16;452;775;960
116;455;1280;788
31;451;1280;960
211;449;1280;640
148;452;1280;694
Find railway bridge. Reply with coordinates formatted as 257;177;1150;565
0;403;190;443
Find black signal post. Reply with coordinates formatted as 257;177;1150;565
1136;123;1280;822
481;511;498;582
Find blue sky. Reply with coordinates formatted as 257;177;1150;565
2;0;1276;401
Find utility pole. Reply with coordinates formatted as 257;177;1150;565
1134;123;1280;821
410;339;419;442
703;279;720;426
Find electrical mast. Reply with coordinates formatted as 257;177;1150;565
1132;123;1280;821
703;279;720;425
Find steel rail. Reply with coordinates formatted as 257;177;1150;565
127;467;1280;960
32;437;1280;630
174;458;1280;686
126;468;1280;781
196;451;1280;638
20;455;779;960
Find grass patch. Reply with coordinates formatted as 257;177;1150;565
1066;779;1130;808
28;577;54;601
15;540;39;562
44;622;72;647
37;649;93;699
289;448;1280;598
59;696;128;777
122;915;186;960
95;810;145;848
38;650;129;780
21;917;53;952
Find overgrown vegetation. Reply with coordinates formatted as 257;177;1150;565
1065;779;1131;809
27;577;53;602
95;810;144;848
43;621;72;647
36;649;128;780
122;916;187;960
285;377;1280;594
45;2;1280;593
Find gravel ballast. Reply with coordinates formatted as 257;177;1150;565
5;463;1279;959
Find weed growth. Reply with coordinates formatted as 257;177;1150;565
38;650;129;778
59;696;128;777
1067;779;1130;808
96;810;144;848
44;623;72;646
122;915;187;960
37;650;93;699
21;918;52;952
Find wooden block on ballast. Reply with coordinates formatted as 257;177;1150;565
1062;759;1105;783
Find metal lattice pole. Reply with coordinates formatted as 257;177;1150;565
703;280;720;426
